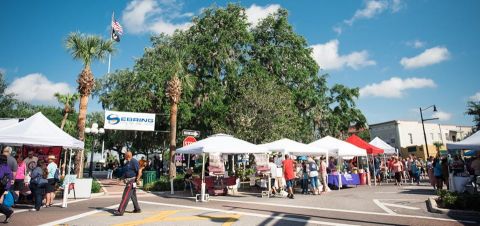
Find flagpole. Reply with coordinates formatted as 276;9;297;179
107;11;113;74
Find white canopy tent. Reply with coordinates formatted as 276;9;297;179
447;130;480;150
309;136;367;159
0;112;84;149
369;137;397;155
0;119;19;129
0;112;84;208
259;138;328;156
176;134;267;201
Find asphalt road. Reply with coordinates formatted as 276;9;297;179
4;182;479;226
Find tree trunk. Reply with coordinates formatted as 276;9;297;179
76;93;89;178
60;112;68;130
169;103;178;179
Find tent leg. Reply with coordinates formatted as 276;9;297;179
62;149;73;208
201;153;206;202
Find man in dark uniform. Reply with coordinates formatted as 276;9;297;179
113;151;142;216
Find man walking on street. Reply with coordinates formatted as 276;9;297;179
113;151;142;216
282;154;295;199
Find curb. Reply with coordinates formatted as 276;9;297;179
91;191;106;197
427;196;480;216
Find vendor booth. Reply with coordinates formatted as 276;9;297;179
0;112;84;207
176;134;267;202
309;136;367;189
447;130;480;193
369;137;397;156
346;135;384;186
259;138;329;196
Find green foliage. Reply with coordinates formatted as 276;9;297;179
235;167;256;181
93;3;367;149
143;175;185;191
91;179;102;193
65;32;116;66
436;190;480;211
466;101;480;132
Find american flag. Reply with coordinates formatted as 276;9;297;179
111;18;123;35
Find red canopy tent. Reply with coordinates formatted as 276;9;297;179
346;134;384;155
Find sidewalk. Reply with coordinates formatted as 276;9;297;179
97;178;149;196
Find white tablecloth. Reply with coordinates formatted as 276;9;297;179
450;176;470;193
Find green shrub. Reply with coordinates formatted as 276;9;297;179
91;179;102;193
143;175;185;191
436;190;480;211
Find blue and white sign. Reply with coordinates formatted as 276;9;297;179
104;110;155;131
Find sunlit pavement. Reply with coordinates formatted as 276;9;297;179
6;181;480;226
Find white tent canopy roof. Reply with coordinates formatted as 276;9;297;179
176;134;267;155
0;119;19;129
259;138;328;156
369;137;397;155
447;131;480;150
309;136;367;159
0;112;84;149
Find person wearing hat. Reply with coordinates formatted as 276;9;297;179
45;155;58;207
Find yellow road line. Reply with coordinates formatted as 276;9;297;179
160;214;241;223
112;210;179;226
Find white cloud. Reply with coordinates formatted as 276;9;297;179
470;92;480;101
400;46;450;69
5;73;73;102
406;39;425;49
432;111;452;121
333;26;342;35
122;0;192;35
310;39;376;70
391;0;405;12
245;4;281;27
359;77;436;98
345;0;388;25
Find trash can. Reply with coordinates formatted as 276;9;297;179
142;171;157;186
359;173;367;185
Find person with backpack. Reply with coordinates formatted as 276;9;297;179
113;151;142;216
29;159;47;211
0;155;14;223
307;157;319;195
45;155;58;207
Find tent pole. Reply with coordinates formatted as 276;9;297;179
366;155;371;187
201;153;206;202
373;155;377;186
62;148;73;208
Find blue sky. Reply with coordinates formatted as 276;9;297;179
1;0;479;126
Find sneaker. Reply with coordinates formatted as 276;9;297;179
133;209;141;213
4;212;13;223
29;208;38;212
289;194;294;199
113;210;123;216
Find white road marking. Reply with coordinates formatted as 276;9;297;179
374;192;397;194
38;203;120;226
382;203;420;210
373;199;397;215
138;200;358;226
204;197;476;223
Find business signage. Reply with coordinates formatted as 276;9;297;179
104;110;155;131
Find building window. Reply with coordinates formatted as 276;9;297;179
430;133;434;141
438;133;442;141
408;133;413;144
445;133;449;141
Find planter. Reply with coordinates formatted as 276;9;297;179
68;178;93;199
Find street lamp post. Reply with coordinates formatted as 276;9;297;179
85;123;105;178
419;105;439;158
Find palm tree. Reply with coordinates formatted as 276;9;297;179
166;48;193;180
54;92;80;130
65;32;115;178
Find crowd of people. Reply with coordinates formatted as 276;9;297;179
0;146;59;223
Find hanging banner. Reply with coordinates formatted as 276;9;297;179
104;110;155;131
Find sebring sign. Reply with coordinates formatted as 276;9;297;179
104;110;155;131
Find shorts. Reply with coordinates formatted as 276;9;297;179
45;178;56;193
310;176;319;188
435;176;443;180
394;172;402;182
286;179;294;188
270;178;276;188
13;179;25;191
